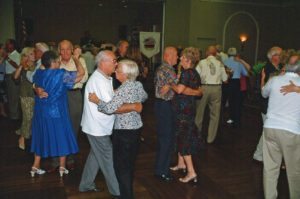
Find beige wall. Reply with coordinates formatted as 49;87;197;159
164;0;191;47
0;0;15;44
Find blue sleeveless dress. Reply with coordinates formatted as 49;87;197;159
31;69;79;158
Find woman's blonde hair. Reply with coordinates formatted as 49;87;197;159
181;47;200;67
21;47;34;58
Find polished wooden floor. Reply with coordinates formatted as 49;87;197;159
0;88;290;198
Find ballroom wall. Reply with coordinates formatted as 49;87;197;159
164;0;300;64
1;0;299;64
12;0;163;45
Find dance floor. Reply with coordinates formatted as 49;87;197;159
0;89;289;199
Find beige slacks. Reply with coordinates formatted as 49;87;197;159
263;128;300;199
195;85;221;143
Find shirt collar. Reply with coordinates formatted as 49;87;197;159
59;57;74;66
97;69;111;80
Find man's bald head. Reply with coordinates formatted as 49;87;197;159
58;40;73;62
206;45;217;57
163;46;178;66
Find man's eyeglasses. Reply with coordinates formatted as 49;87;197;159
107;59;117;64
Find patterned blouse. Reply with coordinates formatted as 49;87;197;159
97;80;148;130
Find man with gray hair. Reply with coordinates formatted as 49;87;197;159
26;42;49;82
261;61;300;199
79;50;141;197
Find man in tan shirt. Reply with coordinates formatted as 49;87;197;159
58;40;88;168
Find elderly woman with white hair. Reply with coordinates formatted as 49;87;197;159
14;47;36;150
89;59;148;199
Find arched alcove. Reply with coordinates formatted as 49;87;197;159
222;11;259;65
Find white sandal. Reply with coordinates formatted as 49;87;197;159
30;167;46;177
59;167;69;177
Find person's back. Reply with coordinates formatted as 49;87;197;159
34;69;70;104
263;73;300;133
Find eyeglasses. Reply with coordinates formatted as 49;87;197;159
105;59;118;64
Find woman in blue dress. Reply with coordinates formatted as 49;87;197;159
30;51;84;177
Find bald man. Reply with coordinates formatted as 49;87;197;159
154;46;201;181
195;46;228;144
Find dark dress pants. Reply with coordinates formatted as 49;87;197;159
112;129;141;199
228;79;242;126
154;99;175;176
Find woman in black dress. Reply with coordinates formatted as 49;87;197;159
170;47;202;183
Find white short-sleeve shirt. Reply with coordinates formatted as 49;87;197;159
81;69;115;136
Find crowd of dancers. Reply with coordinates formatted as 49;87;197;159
1;37;300;198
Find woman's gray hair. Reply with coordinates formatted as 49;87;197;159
118;59;139;81
267;46;282;61
95;50;111;66
285;61;300;73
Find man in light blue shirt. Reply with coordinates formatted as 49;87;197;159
223;47;251;127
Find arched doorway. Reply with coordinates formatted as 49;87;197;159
222;11;259;65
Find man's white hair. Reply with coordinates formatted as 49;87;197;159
35;42;49;53
95;50;112;66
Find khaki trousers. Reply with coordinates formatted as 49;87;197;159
263;128;300;199
195;85;221;143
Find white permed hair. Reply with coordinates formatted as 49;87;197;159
118;59;139;81
35;42;49;53
285;61;300;73
267;46;282;61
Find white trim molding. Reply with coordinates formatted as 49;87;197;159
222;11;259;64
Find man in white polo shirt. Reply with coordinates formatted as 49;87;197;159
262;61;300;199
79;50;141;198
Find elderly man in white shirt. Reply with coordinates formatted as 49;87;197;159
195;45;228;143
262;61;300;199
79;50;141;198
